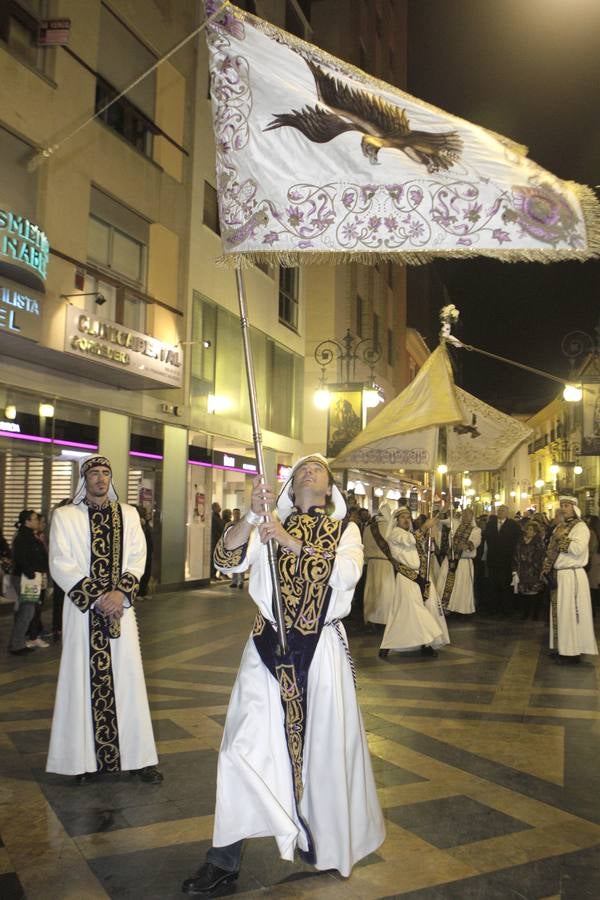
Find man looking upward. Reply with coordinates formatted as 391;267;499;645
183;454;384;895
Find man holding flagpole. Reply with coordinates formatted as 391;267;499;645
182;455;384;895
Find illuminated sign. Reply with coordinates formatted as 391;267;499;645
64;305;183;387
212;450;258;474
0;209;49;288
38;19;71;46
0;421;20;433
277;464;293;482
0;279;43;341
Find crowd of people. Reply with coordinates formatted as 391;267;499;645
346;498;599;665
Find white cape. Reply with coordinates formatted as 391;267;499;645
47;503;158;775
363;525;395;624
214;522;385;876
550;521;598;657
436;526;481;615
381;527;447;651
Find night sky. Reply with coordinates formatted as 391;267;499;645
406;0;600;413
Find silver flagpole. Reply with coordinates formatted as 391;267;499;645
425;468;435;585
235;267;288;655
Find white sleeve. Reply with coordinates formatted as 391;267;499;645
328;521;364;592
49;510;89;594
470;527;482;550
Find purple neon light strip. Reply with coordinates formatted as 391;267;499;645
0;430;264;474
0;430;98;450
188;459;259;476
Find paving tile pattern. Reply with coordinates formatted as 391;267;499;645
1;590;599;898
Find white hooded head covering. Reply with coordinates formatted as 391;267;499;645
275;453;346;522
73;454;119;504
374;502;393;539
559;495;581;518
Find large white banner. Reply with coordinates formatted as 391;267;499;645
205;1;599;267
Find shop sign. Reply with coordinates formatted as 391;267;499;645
277;464;293;482
213;450;257;473
64;305;182;387
0;209;49;288
0;421;21;433
38;19;71;46
0;278;43;341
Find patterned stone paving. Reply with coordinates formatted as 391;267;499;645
1;587;599;899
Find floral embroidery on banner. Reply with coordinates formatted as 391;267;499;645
206;7;588;259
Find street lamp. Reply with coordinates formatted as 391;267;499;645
535;478;545;489
437;464;448;475
313;387;330;410
574;464;583;476
313;329;382;409
563;384;583;402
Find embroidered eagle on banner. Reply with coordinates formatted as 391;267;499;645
265;59;463;173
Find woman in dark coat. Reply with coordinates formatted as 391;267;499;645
8;510;49;654
512;521;546;620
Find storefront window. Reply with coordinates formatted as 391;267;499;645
190;292;303;439
0;389;99;533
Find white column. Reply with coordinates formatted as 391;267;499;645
161;424;188;584
98;411;129;500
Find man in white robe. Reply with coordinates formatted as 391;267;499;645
363;503;395;625
437;508;481;615
379;508;448;659
542;495;598;664
46;455;161;783
182;455;384;896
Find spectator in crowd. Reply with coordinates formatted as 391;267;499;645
0;528;12;604
7;510;49;655
137;506;154;599
49;498;71;641
211;503;224;579
229;509;244;589
585;514;600;617
26;512;50;646
512;520;546;620
483;505;521;616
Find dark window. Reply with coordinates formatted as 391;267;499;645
89;186;149;288
0;0;47;71
95;76;157;156
231;0;256;11
387;328;394;366
359;40;368;72
285;0;306;38
375;8;383;41
279;267;299;330
373;312;380;351
203;182;221;236
356;293;363;337
256;260;273;277
387;261;394;289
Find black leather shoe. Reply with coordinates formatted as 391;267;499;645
135;765;164;783
74;772;97;784
9;647;35;655
182;862;238;895
421;645;439;658
378;648;389;659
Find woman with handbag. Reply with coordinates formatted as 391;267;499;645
7;510;49;655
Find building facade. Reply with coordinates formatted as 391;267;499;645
0;0;414;585
0;0;195;584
